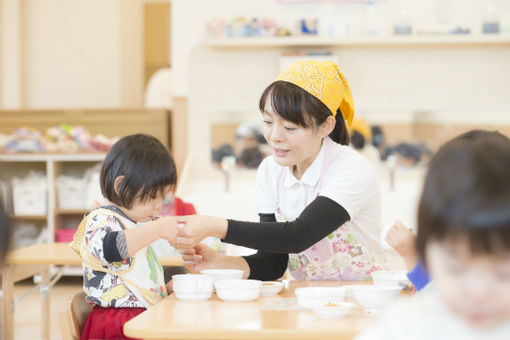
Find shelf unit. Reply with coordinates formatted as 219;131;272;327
207;34;510;48
0;153;106;245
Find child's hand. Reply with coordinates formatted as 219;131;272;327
386;220;416;257
173;215;227;250
385;220;419;271
157;216;179;244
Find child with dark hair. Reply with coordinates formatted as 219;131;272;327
71;134;179;340
357;130;510;339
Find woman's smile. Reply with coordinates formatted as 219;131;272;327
273;147;289;158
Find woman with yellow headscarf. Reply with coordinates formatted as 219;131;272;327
174;61;386;281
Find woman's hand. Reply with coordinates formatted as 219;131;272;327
180;243;251;278
180;243;223;273
173;215;228;250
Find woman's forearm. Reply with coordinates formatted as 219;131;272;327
224;196;349;253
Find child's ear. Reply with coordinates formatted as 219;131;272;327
113;176;125;196
320;116;336;138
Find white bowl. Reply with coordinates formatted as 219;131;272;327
371;270;410;288
312;302;356;319
294;287;345;309
350;285;402;311
260;281;284;296
172;274;214;301
200;269;244;282
215;279;262;302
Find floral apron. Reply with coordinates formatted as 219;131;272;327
275;138;386;281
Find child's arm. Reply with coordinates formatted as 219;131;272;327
385;220;419;271
124;216;178;257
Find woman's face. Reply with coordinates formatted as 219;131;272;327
261;98;324;178
426;238;510;329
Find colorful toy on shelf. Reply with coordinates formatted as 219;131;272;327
2;127;44;153
0;124;118;153
208;16;280;38
300;19;318;35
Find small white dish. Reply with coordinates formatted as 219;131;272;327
350;285;402;312
371;270;411;288
312;302;356;319
260;281;284;296
215;279;262;302
294;287;345;309
200;269;244;282
172;274;214;301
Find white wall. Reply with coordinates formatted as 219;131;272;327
0;0;22;108
23;0;121;108
0;0;144;109
171;0;510;97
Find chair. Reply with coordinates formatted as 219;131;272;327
59;291;92;340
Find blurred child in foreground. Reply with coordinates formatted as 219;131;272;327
357;130;510;339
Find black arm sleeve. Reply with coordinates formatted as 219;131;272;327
242;213;289;281
224;196;350;254
103;231;123;262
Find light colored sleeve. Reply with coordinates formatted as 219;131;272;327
256;156;279;214
319;151;379;219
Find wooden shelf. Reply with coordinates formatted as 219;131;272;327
55;209;90;215
9;215;47;221
0;153;106;162
207;34;510;48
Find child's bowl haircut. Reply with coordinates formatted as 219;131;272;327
100;134;177;209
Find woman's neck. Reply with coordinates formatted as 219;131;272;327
293;139;324;180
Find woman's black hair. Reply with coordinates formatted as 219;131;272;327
0;199;11;266
417;130;510;265
100;134;177;209
259;81;350;145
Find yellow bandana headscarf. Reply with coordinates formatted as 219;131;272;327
275;60;355;126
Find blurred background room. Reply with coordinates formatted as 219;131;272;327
0;0;509;339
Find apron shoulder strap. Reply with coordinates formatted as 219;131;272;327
69;208;165;306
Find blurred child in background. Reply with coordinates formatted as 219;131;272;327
349;118;380;166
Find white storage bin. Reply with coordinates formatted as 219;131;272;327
12;172;47;216
85;170;104;209
0;179;12;213
56;175;87;210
